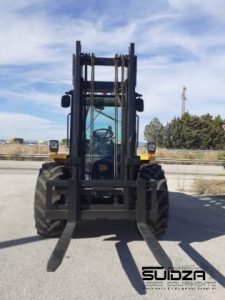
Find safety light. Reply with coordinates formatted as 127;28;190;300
147;142;156;154
49;140;59;153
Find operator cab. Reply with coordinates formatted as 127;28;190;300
85;102;122;180
91;126;118;180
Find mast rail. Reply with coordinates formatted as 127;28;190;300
81;56;129;67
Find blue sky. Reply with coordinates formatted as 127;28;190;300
0;0;225;140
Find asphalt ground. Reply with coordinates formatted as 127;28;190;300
0;161;225;299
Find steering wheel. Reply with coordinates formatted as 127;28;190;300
93;128;113;140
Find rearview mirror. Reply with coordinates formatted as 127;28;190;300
61;95;71;108
136;98;144;112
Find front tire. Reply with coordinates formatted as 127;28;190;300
139;163;169;236
34;163;68;237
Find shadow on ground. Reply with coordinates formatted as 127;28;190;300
1;193;225;294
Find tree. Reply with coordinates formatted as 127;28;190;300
61;138;69;145
160;113;225;150
144;114;225;150
144;118;164;146
210;115;225;150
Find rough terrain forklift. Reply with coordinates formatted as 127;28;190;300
34;41;172;271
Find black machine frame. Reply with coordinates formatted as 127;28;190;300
45;41;172;271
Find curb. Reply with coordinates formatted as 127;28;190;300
0;154;224;166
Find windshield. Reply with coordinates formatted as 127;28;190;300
85;102;122;180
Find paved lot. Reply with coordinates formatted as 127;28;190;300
0;161;225;299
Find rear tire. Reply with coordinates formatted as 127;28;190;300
34;163;68;237
139;163;169;237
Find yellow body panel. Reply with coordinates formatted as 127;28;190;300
139;153;155;162
50;152;67;162
50;152;155;163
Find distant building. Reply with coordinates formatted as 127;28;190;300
6;138;24;144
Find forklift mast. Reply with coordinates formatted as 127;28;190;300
70;41;138;181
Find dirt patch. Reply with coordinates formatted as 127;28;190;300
156;148;223;160
0;144;67;155
192;178;225;195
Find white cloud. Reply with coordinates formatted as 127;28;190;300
0;112;66;140
168;0;225;20
0;89;64;110
0;0;224;141
0;8;136;65
138;53;225;122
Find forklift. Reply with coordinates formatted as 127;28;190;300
34;41;172;271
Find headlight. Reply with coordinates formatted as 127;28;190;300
147;142;156;154
49;140;59;152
